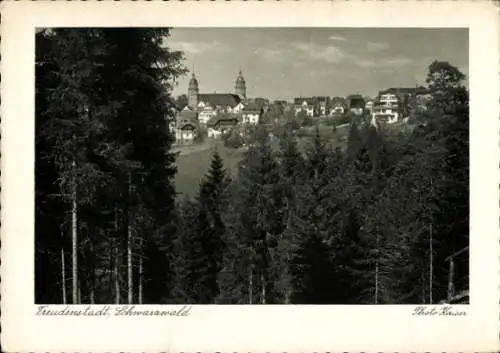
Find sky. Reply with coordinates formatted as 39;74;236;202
167;28;468;101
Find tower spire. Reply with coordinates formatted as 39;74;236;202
188;64;199;109
235;67;246;99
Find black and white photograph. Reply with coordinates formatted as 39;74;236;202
4;1;500;352
34;27;470;306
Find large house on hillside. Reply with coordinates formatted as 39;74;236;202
371;86;430;124
372;90;401;124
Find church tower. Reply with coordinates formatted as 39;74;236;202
188;71;199;109
235;70;246;99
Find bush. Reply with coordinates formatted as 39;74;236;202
223;130;244;149
195;126;207;143
302;116;313;127
336;114;351;126
285;119;301;131
323;118;335;126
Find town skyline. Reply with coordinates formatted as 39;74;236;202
168;27;468;100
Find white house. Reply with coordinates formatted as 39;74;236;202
371;104;400;124
240;102;262;125
378;92;399;106
175;109;199;144
175;124;197;143
294;98;315;117
370;90;401;124
242;112;260;125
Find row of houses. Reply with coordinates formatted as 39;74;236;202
292;95;366;118
171;95;266;144
293;87;432;124
170;86;433;144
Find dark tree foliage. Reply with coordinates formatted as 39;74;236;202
35;28;186;304
175;151;230;303
37;33;468;306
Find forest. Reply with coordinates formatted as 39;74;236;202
35;28;469;305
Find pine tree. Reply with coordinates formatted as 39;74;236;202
35;28;186;304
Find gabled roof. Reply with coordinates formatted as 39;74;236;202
330;97;347;106
206;113;240;128
242;102;262;112
347;95;365;109
178;122;198;130
176;109;199;129
198;93;242;108
178;109;198;120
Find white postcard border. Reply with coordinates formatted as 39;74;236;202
1;1;499;352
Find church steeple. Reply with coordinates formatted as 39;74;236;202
235;69;246;99
188;67;199;109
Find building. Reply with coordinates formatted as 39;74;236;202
371;104;400;124
330;97;347;116
372;91;401;124
365;99;374;114
294;98;315;117
187;70;247;120
379;86;429;116
241;102;262;125
235;70;247;99
346;94;365;116
175;109;199;144
315;96;330;117
207;114;240;139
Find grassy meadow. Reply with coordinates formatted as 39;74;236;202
173;122;353;199
174;140;246;199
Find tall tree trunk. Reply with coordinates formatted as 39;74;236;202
248;267;253;304
108;240;113;302
90;265;95;304
71;160;78;304
60;227;67;305
447;258;454;302
127;175;133;304
138;238;143;304
114;208;121;305
429;177;434;304
77;279;81;304
429;223;433;304
127;227;133;304
261;271;266;305
375;234;379;304
114;246;120;305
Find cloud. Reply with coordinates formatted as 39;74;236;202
366;41;390;52
167;40;224;54
328;35;347;41
292;42;346;63
253;48;287;63
356;57;413;68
